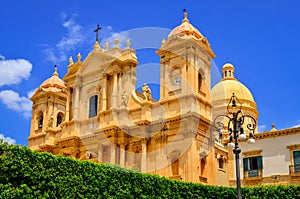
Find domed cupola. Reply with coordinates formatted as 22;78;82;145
211;62;258;134
40;66;66;92
168;11;204;40
161;10;215;58
222;63;235;80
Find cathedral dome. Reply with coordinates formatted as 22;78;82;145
168;11;204;40
40;67;66;92
211;62;257;111
212;62;258;134
212;79;254;102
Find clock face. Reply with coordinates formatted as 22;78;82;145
173;77;181;86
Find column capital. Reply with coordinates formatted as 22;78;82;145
141;137;149;144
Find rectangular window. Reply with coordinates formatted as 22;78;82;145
249;157;258;170
293;150;300;173
243;156;263;178
89;95;98;118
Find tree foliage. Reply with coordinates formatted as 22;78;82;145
0;139;299;198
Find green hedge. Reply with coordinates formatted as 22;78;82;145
0;140;299;198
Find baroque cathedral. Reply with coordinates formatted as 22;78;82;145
28;11;300;186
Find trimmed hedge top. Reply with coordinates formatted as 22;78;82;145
0;140;299;199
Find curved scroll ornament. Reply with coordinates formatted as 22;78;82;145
213;114;231;139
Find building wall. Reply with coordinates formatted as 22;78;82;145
228;129;300;185
240;132;300;177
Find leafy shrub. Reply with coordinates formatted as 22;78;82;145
0;139;299;198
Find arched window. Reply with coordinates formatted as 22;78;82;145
56;113;64;127
89;95;98;118
201;158;205;176
171;159;179;176
219;158;224;169
198;72;202;91
171;68;181;77
38;113;43;129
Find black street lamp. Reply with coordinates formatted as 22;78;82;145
214;93;257;199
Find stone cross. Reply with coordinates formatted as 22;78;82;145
94;24;101;42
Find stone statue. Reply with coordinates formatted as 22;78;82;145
47;115;53;128
142;83;151;101
120;91;129;107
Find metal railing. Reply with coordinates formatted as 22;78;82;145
289;165;300;174
244;169;262;178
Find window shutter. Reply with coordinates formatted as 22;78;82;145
89;95;98;118
294;151;300;172
257;156;263;169
94;95;98;115
293;151;300;164
243;158;248;171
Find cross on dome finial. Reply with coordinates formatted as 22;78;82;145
77;53;82;62
182;8;189;23
94;24;101;42
53;65;58;76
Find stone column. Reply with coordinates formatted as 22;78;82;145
194;56;197;91
65;88;71;121
119;142;127;167
141;138;148;172
182;63;187;93
160;62;165;99
110;144;116;164
98;144;103;163
74;86;80;119
102;74;107;111
112;73;118;108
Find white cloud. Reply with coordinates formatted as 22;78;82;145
258;124;267;133
0;90;32;118
27;88;36;99
0;133;16;144
293;120;300;128
42;13;86;64
41;45;59;63
57;14;85;51
105;31;130;49
0;57;32;87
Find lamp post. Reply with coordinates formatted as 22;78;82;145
214;93;256;199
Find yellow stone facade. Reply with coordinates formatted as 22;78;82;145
28;12;227;185
28;11;300;186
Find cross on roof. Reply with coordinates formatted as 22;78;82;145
94;24;101;42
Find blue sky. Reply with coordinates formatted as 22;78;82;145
0;0;300;145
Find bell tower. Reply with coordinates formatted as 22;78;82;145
28;66;67;150
157;11;215;102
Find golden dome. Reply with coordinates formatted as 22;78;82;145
222;63;234;70
212;79;254;102
168;11;203;39
164;11;215;58
40;67;66;92
212;63;255;104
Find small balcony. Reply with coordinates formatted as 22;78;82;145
289;164;300;174
244;169;263;178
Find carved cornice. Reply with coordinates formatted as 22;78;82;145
56;136;80;144
287;144;300;150
254;127;300;140
242;149;262;157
